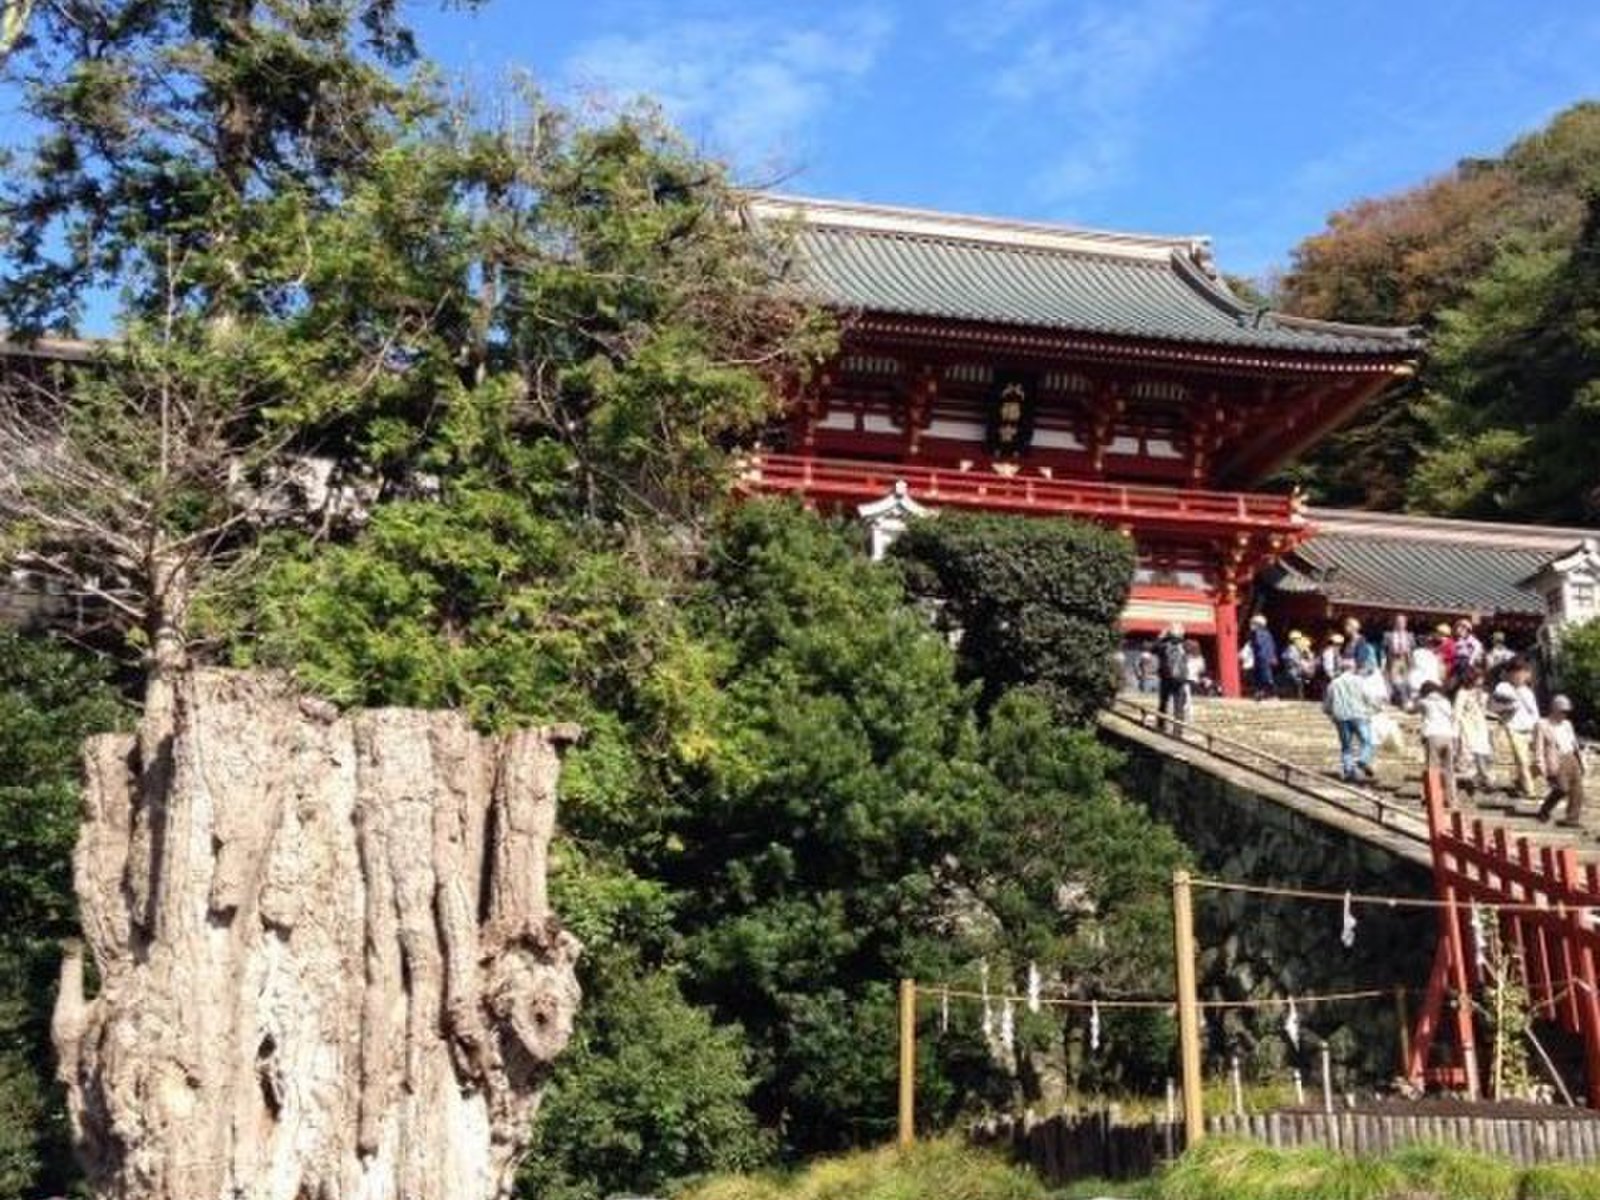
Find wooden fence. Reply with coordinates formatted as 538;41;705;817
975;1107;1600;1183
1408;766;1600;1105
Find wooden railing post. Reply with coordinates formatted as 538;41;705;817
898;978;916;1148
1394;985;1411;1078
1173;870;1204;1148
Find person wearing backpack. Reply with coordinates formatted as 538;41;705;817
1155;623;1191;735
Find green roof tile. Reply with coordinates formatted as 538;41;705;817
1270;533;1553;617
752;195;1422;357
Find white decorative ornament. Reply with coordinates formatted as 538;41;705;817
857;480;932;561
1000;998;1016;1052
1027;962;1042;1015
1472;902;1489;980
1090;1001;1102;1053
980;960;994;1039
1341;890;1357;948
1285;996;1301;1050
940;987;950;1034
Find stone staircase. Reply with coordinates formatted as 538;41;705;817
1112;693;1600;865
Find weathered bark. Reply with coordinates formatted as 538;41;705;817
54;669;583;1200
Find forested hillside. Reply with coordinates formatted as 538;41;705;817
1277;102;1600;523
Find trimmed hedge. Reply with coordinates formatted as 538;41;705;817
892;513;1135;726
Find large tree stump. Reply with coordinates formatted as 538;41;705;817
52;670;583;1199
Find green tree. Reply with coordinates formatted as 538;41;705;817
1409;195;1600;521
1555;620;1600;738
516;963;768;1200
892;512;1135;726
1276;102;1600;518
668;504;1183;1151
0;0;473;332
0;632;125;1197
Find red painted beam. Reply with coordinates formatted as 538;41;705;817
739;453;1310;542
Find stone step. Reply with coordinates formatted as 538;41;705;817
1114;693;1600;861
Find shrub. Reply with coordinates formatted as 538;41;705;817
1554;618;1600;736
0;632;126;1198
517;963;768;1200
892;513;1135;726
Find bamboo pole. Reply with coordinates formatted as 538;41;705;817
898;978;916;1148
1173;870;1204;1147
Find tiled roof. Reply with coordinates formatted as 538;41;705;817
0;336;96;364
749;195;1422;358
1265;509;1600;617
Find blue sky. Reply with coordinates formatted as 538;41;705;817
412;0;1600;278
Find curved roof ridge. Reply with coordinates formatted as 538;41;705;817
747;191;1203;264
1274;311;1421;344
1166;252;1421;346
1307;506;1598;550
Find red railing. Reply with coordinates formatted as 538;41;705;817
739;453;1306;534
1409;767;1600;1106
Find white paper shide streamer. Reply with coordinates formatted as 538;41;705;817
1472;901;1489;980
980;959;993;1039
1027;962;1041;1015
1341;890;1357;948
1000;997;1016;1053
1089;1000;1101;1053
940;986;949;1034
1284;996;1300;1049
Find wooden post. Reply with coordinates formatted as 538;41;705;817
1395;985;1412;1078
1173;870;1204;1147
898;978;916;1148
1321;1042;1334;1114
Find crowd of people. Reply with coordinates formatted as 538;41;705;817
1126;613;1588;827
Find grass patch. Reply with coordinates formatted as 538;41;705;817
1153;1137;1597;1200
1519;1161;1600;1199
682;1137;1600;1200
677;1139;1052;1200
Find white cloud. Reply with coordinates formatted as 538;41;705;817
973;0;1216;203
563;7;893;173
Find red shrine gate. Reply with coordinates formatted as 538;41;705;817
739;196;1420;695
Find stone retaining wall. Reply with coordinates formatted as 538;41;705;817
1106;721;1437;1088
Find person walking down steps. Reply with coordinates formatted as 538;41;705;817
1492;659;1541;799
1418;680;1459;807
1454;667;1495;794
1536;695;1587;827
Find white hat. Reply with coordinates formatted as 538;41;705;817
1552;694;1574;713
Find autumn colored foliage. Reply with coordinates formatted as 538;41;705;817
1278;102;1600;521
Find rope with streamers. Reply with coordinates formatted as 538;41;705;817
1194;876;1600;915
923;984;1408;1013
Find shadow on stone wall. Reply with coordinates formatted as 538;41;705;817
1110;731;1437;1092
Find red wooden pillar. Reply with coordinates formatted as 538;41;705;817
1215;596;1241;698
